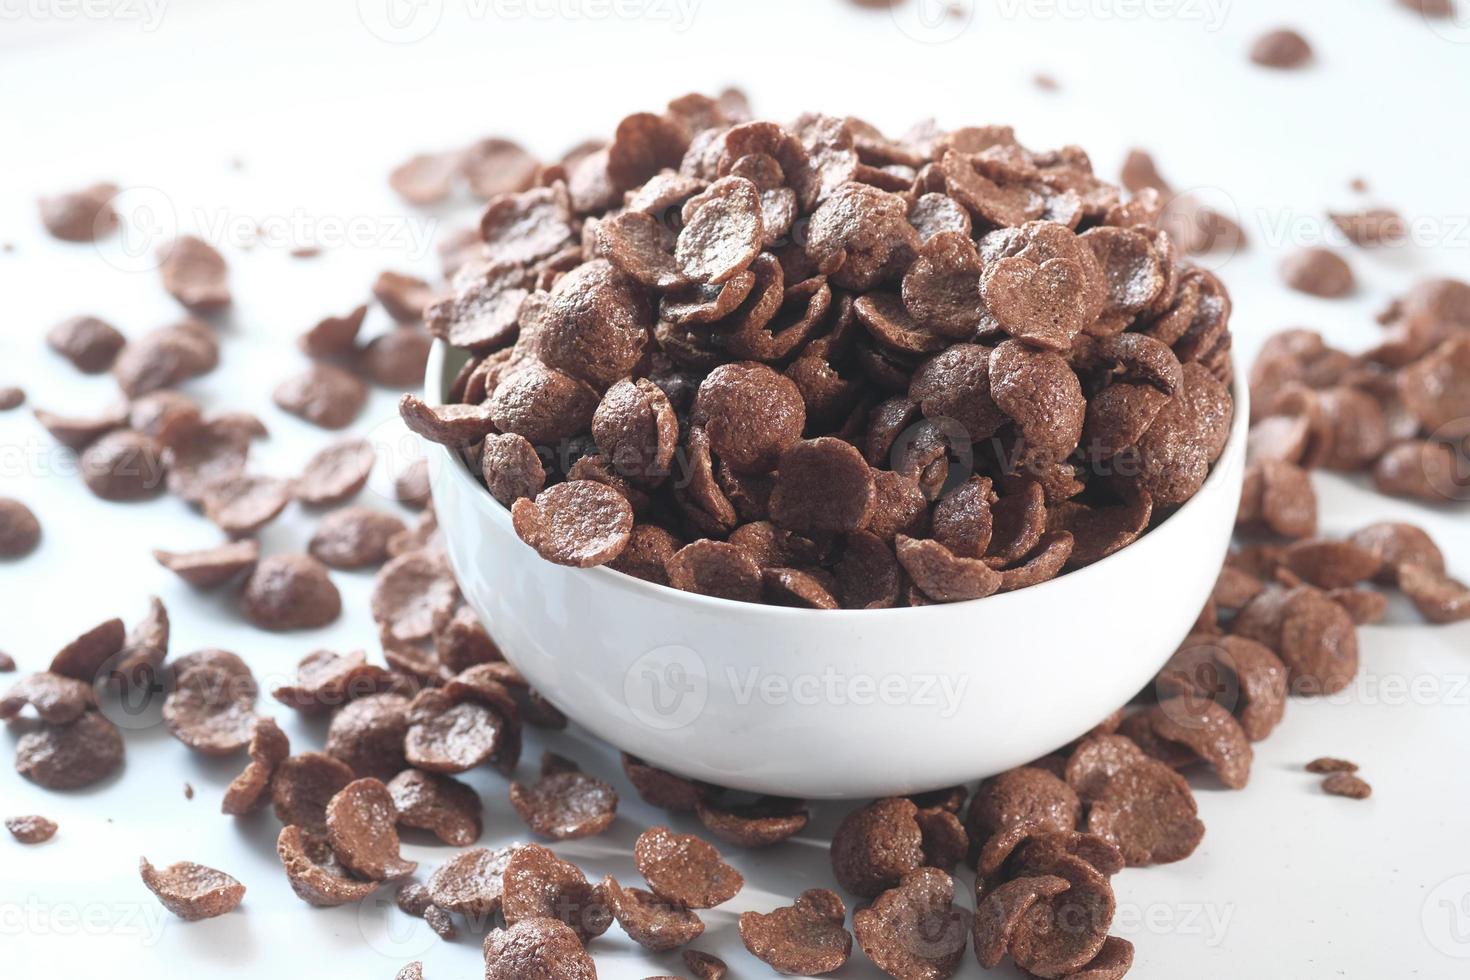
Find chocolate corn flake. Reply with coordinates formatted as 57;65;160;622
592;378;679;485
387;150;460;206
0;672;96;725
15;710;124;790
1238;459;1318;539
634;825;744;909
538;261;654;389
309;507;405;570
853;868;969;980
203;474;293;538
739;888;852;976
916;806;970;871
1233;584;1359;695
325;777;418;881
1329;586;1389;625
397;881;458;940
1064;735;1149;804
1003;851;1117;978
483;917;598;980
1322;772;1373;799
394;459;432;510
502;843;611;942
38;182;118;242
481;432;547;506
139;857;246;921
299;304;367;358
1249;28;1313;69
113;319;220;399
622;753;708;812
160;540;264;593
159;236;231;313
272;752;356;834
900;230;985;339
1329;207;1406;247
325;693;411;782
430;608;500;676
33;403;128;451
695;795;809;849
360;327;432;388
974;873;1071;969
271;649;399;715
372;551;459;643
49;617;125;683
276;824;381;907
387;768;482;846
692;362;808;474
1137;698;1254;789
240;553;342;631
399;393;498;447
1213;564;1266;609
297;439;376;507
999;531;1074;592
47;315;125;373
162;655;258;757
222;716;290;815
1066;934;1135;979
676;176;763;285
509;757;618;841
429;845;516;917
1373;440;1461;502
403;689;505;774
79;430;167;501
1280;247;1354;298
511;480;634;569
967;767;1081;850
1306;756;1358;774
1085;757;1203;866
1281;537;1383;590
5;815;58;844
373;270;436;323
604;875;705;951
1159;634;1288;742
683;949;728;980
830;797;927;899
770;436;877;533
1349;522;1444;585
273;363;368;430
897;536;1003;603
1398;563;1470;624
162;417;253;504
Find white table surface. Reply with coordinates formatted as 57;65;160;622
2;1;1468;977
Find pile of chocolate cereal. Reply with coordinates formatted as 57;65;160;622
3;89;1468;980
402;95;1238;607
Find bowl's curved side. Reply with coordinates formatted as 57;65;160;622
425;341;1248;798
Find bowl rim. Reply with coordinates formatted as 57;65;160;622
425;338;1249;622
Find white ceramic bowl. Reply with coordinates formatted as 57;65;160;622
425;341;1249;799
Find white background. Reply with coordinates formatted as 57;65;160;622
2;1;1469;977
